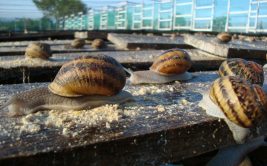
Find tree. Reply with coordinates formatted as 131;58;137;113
33;0;87;21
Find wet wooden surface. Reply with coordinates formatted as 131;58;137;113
108;33;193;50
0;49;225;84
0;71;267;165
183;34;267;59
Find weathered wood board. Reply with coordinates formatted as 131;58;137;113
108;33;193;50
0;44;119;56
0;40;73;47
1;71;267;165
74;31;107;39
0;50;225;84
183;34;267;60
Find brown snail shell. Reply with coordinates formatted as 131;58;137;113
218;58;264;86
25;42;52;59
199;76;267;143
71;39;85;48
1;55;132;116
217;32;232;43
91;39;105;49
49;55;126;97
126;48;193;84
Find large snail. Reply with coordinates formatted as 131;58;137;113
199;76;267;143
0;55;133;117
70;38;85;48
207;136;267;166
25;42;52;59
125;49;193;84
217;32;232;43
218;58;264;86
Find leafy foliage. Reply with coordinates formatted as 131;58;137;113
32;0;87;20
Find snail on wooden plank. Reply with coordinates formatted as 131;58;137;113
199;76;267;143
125;49;193;84
217;32;232;43
70;38;85;48
0;55;133;117
207;136;267;166
91;39;105;49
25;42;52;59
218;58;264;86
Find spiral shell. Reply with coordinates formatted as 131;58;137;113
150;49;192;75
71;39;85;48
25;42;52;59
218;58;264;85
48;55;126;97
209;76;267;128
217;32;232;43
91;39;105;49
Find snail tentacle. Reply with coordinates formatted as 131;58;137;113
2;87;133;117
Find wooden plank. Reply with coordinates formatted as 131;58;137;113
0;44;119;56
0;49;225;84
74;31;107;39
0;40;73;47
0;71;267;165
183;34;267;60
108;33;193;50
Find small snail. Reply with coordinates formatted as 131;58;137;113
217;32;232;43
25;42;52;59
218;58;264;86
207;136;267;166
0;55;133;117
91;39;105;49
199;76;267;143
70;38;85;48
125;49;193;84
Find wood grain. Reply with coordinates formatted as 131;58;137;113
0;71;267;165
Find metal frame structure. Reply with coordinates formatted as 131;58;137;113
132;3;142;30
157;0;174;31
87;9;95;30
173;0;193;30
247;0;267;33
100;6;116;30
192;0;215;31
142;1;155;30
115;1;128;29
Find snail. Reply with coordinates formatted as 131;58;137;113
70;38;85;48
199;76;267;143
218;58;264;86
25;42;52;59
207;136;267;166
91;39;105;49
217;32;232;43
0;55;133;117
125;49;193;84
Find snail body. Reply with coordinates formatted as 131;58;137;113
219;58;264;85
1;55;132;117
25;42;52;59
126;49;193;84
207;136;267;166
199;76;267;143
71;39;85;48
217;32;232;43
